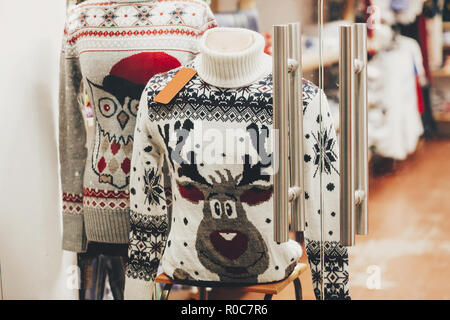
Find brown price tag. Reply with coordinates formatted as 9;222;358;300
154;67;197;104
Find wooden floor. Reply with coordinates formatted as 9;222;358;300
169;139;450;300
348;138;450;300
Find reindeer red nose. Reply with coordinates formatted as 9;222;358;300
210;230;248;260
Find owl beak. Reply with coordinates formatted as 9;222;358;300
117;110;129;130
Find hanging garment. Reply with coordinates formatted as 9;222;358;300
400;15;432;81
391;0;411;12
415;64;426;114
368;35;424;159
370;0;397;26
400;14;439;135
124;28;350;300
426;14;444;71
395;0;426;25
59;0;217;253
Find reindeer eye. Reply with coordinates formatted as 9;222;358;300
225;203;232;216
224;201;237;219
214;203;221;216
210;200;222;219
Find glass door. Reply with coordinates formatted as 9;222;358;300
316;0;368;300
317;0;450;300
253;0;351;300
313;0;354;300
247;0;329;300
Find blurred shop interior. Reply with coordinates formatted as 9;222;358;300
0;0;449;300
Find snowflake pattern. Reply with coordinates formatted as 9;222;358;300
126;211;168;282
143;168;165;206
311;125;339;178
71;2;198;30
133;5;156;26
147;70;274;125
168;5;187;25
306;239;350;300
302;79;319;111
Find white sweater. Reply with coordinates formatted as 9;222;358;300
125;28;351;300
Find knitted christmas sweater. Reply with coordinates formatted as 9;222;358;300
59;0;217;253
124;28;351;300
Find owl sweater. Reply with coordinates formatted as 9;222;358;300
59;0;217;253
124;28;351;300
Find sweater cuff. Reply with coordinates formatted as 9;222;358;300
124;278;155;300
62;212;87;253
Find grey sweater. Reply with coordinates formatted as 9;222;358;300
59;0;217;253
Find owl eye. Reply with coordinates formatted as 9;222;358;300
210;200;222;219
98;98;117;118
128;99;139;117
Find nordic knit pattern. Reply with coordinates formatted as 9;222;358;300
59;0;217;253
124;30;350;300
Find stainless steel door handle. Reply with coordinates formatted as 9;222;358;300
273;24;290;243
288;23;306;233
339;23;369;247
353;24;369;237
273;23;306;243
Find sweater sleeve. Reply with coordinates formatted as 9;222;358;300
302;86;351;300
199;1;217;36
124;89;169;300
59;24;88;253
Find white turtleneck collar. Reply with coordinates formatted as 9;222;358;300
195;28;272;88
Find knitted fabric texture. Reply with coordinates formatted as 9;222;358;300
59;0;217;253
124;36;350;300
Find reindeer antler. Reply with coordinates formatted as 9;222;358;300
208;169;242;188
158;119;211;187
238;124;272;187
179;151;211;187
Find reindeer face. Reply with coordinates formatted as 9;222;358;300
196;195;269;282
177;170;272;283
161;120;274;283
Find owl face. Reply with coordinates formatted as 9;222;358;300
87;76;145;189
87;76;144;142
85;52;182;189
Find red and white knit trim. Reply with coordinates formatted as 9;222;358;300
62;192;83;214
83;188;130;210
66;25;216;45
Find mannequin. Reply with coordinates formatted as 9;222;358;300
124;27;351;300
59;0;217;299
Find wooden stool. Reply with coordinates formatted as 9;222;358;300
155;263;308;300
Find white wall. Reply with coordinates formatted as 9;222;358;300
0;0;77;299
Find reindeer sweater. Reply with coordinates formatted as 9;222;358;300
59;0;216;253
124;29;351;300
